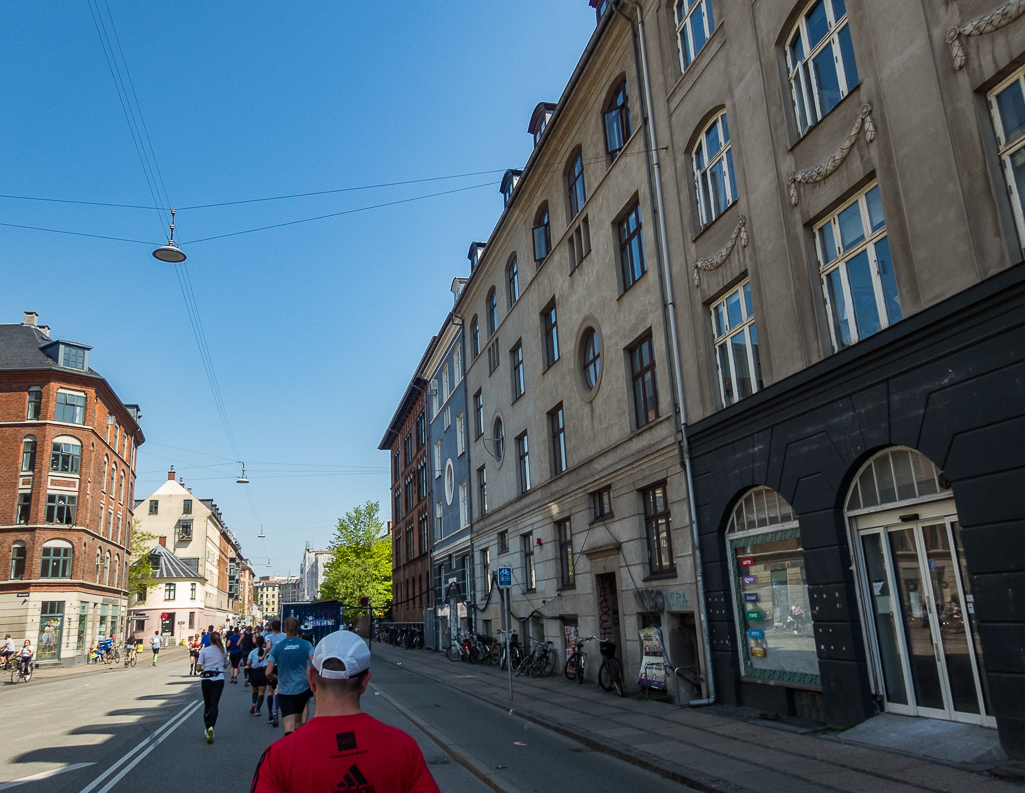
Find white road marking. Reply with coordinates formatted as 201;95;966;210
77;700;201;793
0;763;96;790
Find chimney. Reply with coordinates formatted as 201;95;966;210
22;311;38;326
451;276;469;305
158;536;167;548
167;465;175;481
38;326;50;338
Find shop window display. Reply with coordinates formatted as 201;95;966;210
726;487;820;686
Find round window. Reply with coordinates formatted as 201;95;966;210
582;329;601;389
492;418;504;462
444;459;455;505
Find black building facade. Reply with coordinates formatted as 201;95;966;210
687;263;1025;757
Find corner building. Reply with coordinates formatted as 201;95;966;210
619;0;1025;757
0;312;143;664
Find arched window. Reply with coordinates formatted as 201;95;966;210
112;555;119;589
95;549;102;582
726;487;819;684
506;256;520;307
566;150;586;218
118;472;125;504
21;436;36;472
787;0;859;136
49;436;82;475
116;515;122;545
470;316;480;359
109;464;116;495
40;539;73;579
101;455;109;492
9;542;26;580
604;79;632;159
486;288;498;337
103;551;111;586
846;447;949;513
532;205;551;262
693;111;737;226
675;0;715;71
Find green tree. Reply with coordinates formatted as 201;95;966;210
319;501;392;614
126;519;157;607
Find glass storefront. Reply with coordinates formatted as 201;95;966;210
38;601;65;661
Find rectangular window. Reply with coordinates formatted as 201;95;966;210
592;486;613;521
459;482;468;529
480;548;491;596
40;545;72;578
418;513;429;554
416;410;427;448
394;490;402;523
434;441;442;478
456;412;465;456
499;530;509;553
406;525;414;560
54;390;86;424
510;342;525;401
522;533;536;591
435;501;443;541
49;441;81;474
21;438;36;472
62;345;86;370
516;432;531;494
643;483;674;575
488;339;500;375
188;611;195;629
815;182;900;351
619;203;646;291
183;499;192;515
711;280;765;407
16;494;31;525
477;465;488;517
164;583;176;600
992;69;1025;253
473;390;484;438
549;404;567;475
190;583;197;600
9;543;25;578
417;463;427;500
26;388;41;420
405;478;414;511
393;452;401;482
630;335;659;428
443;406;451;430
542;301;559;369
403;432;413;466
44;494;77;525
557;519;574;588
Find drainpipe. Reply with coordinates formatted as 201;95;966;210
451;311;476;634
613;0;714;707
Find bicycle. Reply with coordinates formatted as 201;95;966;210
10;660;31;684
565;635;596;684
597;640;625;697
529;640;557;678
123;645;137;667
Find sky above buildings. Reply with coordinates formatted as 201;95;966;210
0;2;597;574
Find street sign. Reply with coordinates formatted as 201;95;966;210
498;567;512;588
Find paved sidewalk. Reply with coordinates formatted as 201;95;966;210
371;642;1023;793
18;645;190;683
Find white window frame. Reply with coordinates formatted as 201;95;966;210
693;111;736;227
675;0;715;72
711;280;763;407
453;344;462;383
814;181;901;351
786;0;859;136
988;68;1025;255
54;389;86;425
459;482;468;529
456;412;465;456
442;363;450;402
434;441;442;478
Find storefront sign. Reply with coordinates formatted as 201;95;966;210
636;627;666;691
746;609;762;621
743;593;759;602
101;597;120;605
741;575;757;585
739;557;755;568
748;629;763;639
750;647;766;658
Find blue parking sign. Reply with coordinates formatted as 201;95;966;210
498;567;512;588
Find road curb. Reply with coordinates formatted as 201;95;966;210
370;682;528;793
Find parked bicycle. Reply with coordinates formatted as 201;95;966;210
498;630;523;671
565;635;595;684
528;640;557;678
564;635;624;695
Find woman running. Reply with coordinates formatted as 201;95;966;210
196;631;228;743
246;634;270;717
189;637;201;676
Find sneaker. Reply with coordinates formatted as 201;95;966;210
273;714;279;728
205;727;214;744
249;705;256;715
253;711;261;717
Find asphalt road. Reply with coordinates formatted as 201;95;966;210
0;652;692;792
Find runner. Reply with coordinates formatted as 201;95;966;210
251;630;439;792
189;636;201;675
262;619;284;727
247;634;270;716
226;628;243;684
201;625;214;647
196;631;228;744
263;617;313;737
150;631;161;666
239;627;255;687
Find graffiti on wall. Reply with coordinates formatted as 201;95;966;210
634;588;690;613
597;577;615;641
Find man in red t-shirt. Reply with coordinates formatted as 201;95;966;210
251;630;439;793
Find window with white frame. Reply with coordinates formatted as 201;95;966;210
787;0;859;136
711;280;764;407
459;482;468;529
22;436;36;472
693;111;736;226
989;68;1025;254
675;0;715;72
454;344;462;382
442;363;450;402
473;390;484;438
55;390;86;424
50;439;81;474
516;432;531;494
434;441;441;477
604;79;632;160
456;412;465;456
815;182;901;351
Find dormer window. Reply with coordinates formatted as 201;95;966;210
42;340;92;372
62;345;86;369
528;102;556;148
501;169;523;207
467;242;487;272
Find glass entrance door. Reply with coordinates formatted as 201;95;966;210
858;519;992;726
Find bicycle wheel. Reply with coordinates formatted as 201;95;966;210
130;652;137;667
529;654;545;678
600;658;625;694
575;656;586;684
542;651;557;677
446;643;461;662
10;667;21;684
564;653;578;680
113;648;121;662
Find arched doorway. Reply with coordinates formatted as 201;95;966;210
846;447;992;726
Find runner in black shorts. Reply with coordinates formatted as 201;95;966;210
226;628;243;684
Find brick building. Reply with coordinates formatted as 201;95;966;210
0;312;143;664
379;343;436;623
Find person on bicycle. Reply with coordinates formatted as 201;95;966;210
98;633;113;662
1;635;14;666
19;640;33;680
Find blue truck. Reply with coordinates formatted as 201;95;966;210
279;601;344;646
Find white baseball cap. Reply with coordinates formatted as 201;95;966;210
311;630;371;680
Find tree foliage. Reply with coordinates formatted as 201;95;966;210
319;501;392;614
127;519;157;606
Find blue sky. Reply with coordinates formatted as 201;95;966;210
0;2;597;575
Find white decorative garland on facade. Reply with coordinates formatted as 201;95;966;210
947;0;1025;70
692;215;747;287
787;104;876;207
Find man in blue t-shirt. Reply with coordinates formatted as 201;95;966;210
265;616;314;736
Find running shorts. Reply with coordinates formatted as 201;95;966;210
276;689;312;717
249;668;268;688
230;653;243;669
